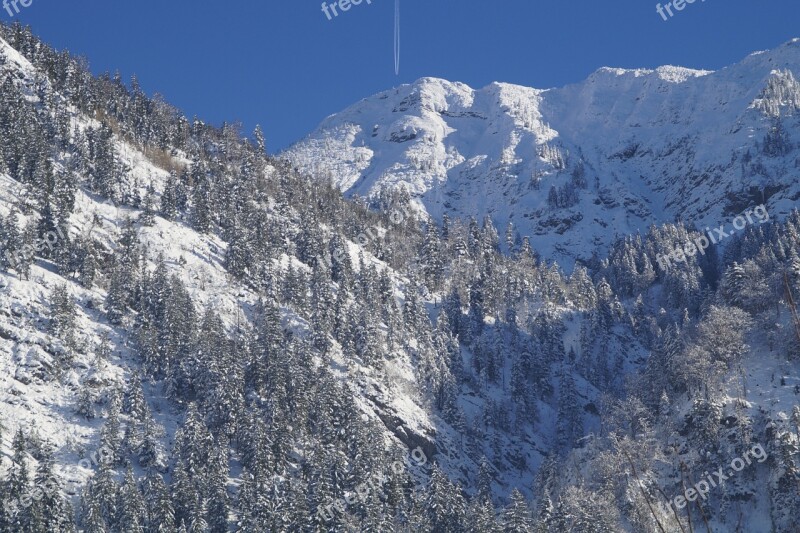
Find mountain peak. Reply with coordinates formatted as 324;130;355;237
286;40;800;265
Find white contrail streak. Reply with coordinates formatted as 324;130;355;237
394;0;400;75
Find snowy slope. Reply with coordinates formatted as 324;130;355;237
2;27;799;531
285;38;800;266
0;33;471;509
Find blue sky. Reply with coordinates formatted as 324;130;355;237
6;0;800;151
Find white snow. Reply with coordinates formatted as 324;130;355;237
285;38;800;269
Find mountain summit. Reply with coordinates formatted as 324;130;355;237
286;39;800;264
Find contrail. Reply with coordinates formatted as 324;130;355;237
394;0;400;75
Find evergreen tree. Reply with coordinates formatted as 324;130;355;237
117;466;146;533
503;489;533;533
76;386;96;420
424;465;467;532
142;472;175;532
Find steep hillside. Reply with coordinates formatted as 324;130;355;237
0;24;604;531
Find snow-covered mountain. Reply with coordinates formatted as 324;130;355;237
1;21;799;532
0;25;563;528
286;38;800;264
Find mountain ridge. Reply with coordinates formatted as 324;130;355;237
285;37;800;266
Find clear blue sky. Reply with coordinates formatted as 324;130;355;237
6;1;800;151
